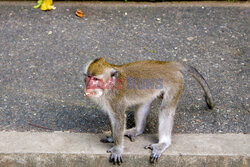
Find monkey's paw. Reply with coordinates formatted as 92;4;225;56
107;146;123;165
144;143;168;163
100;136;114;143
124;128;139;142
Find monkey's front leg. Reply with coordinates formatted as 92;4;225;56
107;112;126;165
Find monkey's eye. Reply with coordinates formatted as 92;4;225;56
86;75;99;81
93;77;99;81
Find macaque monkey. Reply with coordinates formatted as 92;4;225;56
83;58;214;164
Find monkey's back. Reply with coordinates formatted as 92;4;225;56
118;60;181;80
114;61;184;105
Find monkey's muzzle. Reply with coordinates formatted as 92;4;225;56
84;92;91;96
84;88;97;97
84;87;103;98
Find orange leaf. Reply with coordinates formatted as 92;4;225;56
76;9;83;18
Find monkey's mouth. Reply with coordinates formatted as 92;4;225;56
84;88;103;98
84;91;96;97
84;87;99;97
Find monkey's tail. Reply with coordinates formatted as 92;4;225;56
177;63;214;109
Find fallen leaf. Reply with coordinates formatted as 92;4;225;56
76;9;83;18
143;45;157;53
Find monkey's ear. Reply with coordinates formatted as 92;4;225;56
111;70;118;79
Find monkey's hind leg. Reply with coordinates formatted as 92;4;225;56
125;100;152;142
145;88;181;163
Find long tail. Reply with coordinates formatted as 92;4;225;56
177;62;214;109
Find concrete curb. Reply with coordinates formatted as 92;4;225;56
0;132;249;166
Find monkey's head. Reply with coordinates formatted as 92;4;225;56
84;58;119;98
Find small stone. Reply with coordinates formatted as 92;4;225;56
156;18;161;21
187;37;194;41
48;31;52;35
124;12;127;16
182;58;187;62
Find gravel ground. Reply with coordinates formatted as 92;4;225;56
0;2;249;134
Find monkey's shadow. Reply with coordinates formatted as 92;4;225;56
29;94;168;136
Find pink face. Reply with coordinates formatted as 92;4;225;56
84;75;104;98
84;69;119;98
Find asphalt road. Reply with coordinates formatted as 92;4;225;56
0;2;249;134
